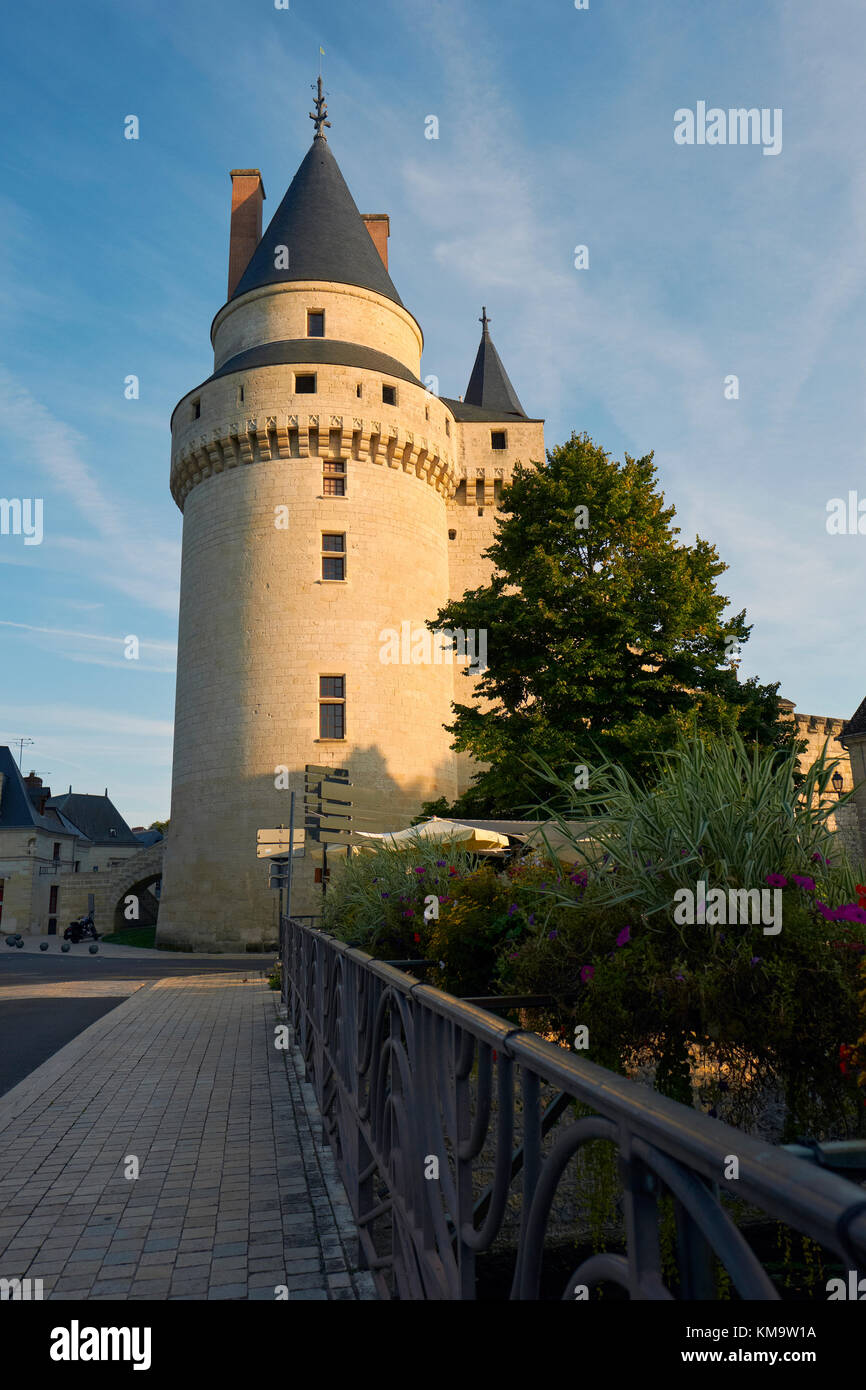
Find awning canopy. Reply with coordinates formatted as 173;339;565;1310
354;816;510;852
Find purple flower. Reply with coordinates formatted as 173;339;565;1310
750;956;762;967
435;860;446;867
816;901;866;923
402;908;414;918
380;892;390;899
811;852;828;865
548;929;557;939
675;973;685;982
765;873;787;888
615;927;631;948
414;867;426;875
508;951;519;961
580;965;595;984
793;875;816;892
528;914;535;925
507;904;518;916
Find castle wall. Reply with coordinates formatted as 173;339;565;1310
158;353;462;949
446;419;545;797
211;281;423;375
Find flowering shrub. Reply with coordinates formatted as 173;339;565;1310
503;731;866;1133
323;839;480;959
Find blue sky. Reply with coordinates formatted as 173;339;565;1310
1;0;864;825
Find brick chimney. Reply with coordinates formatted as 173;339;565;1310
228;169;266;299
23;771;49;814
362;214;390;269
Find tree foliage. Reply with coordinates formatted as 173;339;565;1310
431;433;797;815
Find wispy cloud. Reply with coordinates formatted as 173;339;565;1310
0;620;176;654
0;368;180;615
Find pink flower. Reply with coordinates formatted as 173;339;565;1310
765;873;787;888
580;965;595;984
792;875;816;892
615;927;631;948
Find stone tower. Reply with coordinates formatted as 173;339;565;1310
157;92;544;950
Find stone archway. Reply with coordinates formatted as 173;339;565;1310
105;839;166;934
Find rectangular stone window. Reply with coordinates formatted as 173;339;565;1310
307;310;325;337
382;384;397;406
322;533;346;581
323;460;346;496
491;430;507;450
192;399;201;420
295;373;317;393
445;418;451;436
319;676;346;739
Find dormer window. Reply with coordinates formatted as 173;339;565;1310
307;311;325;338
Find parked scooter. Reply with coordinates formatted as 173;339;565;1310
64;913;99;944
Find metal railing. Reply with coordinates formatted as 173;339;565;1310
281;915;866;1301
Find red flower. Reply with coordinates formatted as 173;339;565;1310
413;932;421;944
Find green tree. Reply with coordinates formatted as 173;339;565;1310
430;432;795;815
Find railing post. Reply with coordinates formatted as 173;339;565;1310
675;1183;718;1299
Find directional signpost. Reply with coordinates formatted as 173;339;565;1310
257;791;305;918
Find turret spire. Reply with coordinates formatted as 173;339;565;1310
309;75;331;141
463;307;527;418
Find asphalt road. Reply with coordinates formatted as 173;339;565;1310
0;996;131;1097
0;948;277;1098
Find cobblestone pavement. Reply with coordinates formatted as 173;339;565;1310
0;974;376;1300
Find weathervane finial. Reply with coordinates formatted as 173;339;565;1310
480;306;490;331
310;74;331;140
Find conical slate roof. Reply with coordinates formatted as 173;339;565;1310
463;311;527;419
231;138;403;307
841;695;866;740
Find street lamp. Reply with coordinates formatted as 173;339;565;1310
832;770;844;798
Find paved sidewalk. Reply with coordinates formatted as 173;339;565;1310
0;974;376;1300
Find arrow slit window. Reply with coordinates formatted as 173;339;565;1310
319;676;346;740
